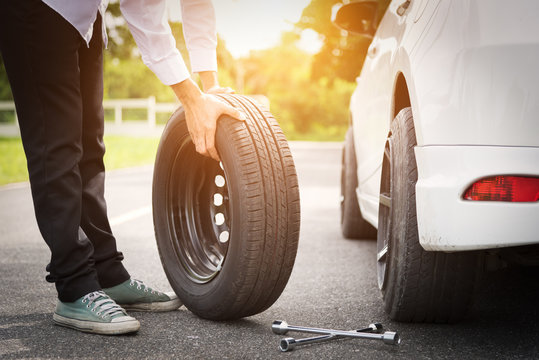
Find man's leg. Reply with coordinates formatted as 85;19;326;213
0;0;100;302
76;15;180;312
77;14;130;289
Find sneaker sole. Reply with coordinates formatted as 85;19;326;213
120;298;182;312
53;313;140;335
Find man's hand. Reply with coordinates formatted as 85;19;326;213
171;77;245;161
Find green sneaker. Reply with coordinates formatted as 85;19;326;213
53;291;140;335
103;279;181;312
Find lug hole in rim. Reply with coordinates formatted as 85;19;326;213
219;231;230;243
213;193;224;206
215;175;225;187
215;213;225;225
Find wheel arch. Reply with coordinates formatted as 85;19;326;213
389;46;423;145
391;72;411;122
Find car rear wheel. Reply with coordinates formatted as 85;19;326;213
153;95;300;320
377;107;482;323
340;127;377;239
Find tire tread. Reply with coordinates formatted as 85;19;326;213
383;108;482;323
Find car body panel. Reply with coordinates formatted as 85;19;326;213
410;0;539;147
415;145;539;251
351;0;539;250
351;1;403;227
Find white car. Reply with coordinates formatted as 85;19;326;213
335;0;539;322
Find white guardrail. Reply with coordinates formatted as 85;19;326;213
0;96;268;137
0;101;17;122
0;97;178;128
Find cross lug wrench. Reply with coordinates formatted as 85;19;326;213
278;323;385;352
272;320;400;351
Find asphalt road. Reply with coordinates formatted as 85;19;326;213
1;142;538;359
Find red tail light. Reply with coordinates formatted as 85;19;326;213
463;176;539;202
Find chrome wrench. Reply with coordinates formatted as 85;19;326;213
272;320;400;351
278;323;385;352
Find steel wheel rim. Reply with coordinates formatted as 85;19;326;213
377;138;392;290
166;137;231;284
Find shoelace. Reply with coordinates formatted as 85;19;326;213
130;279;162;295
81;291;126;318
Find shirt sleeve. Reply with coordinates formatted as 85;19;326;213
180;0;218;73
120;0;190;85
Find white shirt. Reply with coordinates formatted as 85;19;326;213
41;0;217;85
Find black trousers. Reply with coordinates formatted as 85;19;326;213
0;0;130;302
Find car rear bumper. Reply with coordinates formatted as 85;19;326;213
415;145;539;251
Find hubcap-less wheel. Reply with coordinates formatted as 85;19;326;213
376;107;481;323
377;138;392;290
153;94;300;320
167;137;231;284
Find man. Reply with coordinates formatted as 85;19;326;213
0;0;243;335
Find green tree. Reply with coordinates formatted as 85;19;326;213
241;32;355;140
296;0;390;82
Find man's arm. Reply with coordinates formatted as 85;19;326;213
180;0;234;94
119;0;243;161
170;77;243;161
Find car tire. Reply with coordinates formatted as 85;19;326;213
341;127;377;239
377;107;482;323
152;94;301;320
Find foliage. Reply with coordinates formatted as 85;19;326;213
296;0;390;82
104;57;173;102
241;32;355;140
103;6;355;141
0;1;367;141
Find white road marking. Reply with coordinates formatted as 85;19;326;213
0;321;41;330
110;206;152;226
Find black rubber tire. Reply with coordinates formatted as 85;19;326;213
152;94;300;321
377;107;482;323
340;127;377;239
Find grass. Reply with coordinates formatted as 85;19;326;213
102;136;160;170
0;128;343;186
0;136;160;186
0;137;27;185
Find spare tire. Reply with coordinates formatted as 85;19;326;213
152;94;300;320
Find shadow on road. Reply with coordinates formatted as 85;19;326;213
388;265;539;359
474;265;539;323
